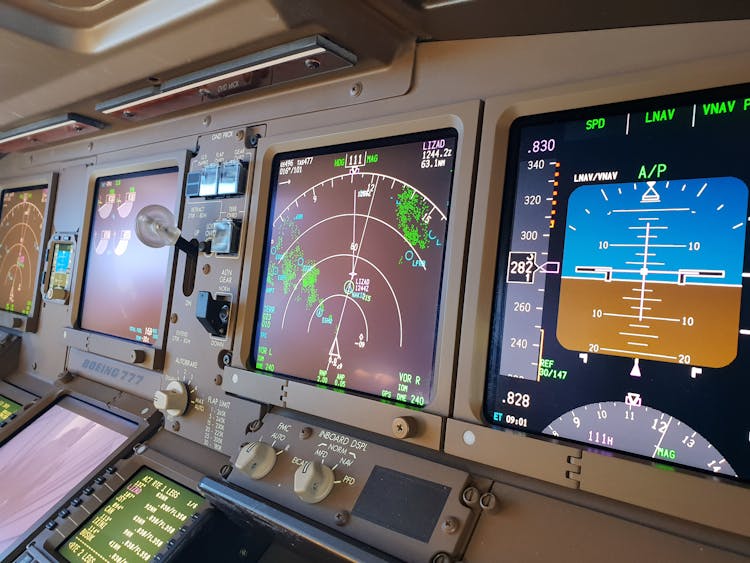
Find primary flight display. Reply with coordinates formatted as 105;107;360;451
486;84;750;480
253;129;457;405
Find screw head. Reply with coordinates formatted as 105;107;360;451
202;264;211;274
392;416;416;439
334;510;349;526
440;517;459;535
214;374;223;385
305;58;321;70
350;82;363;97
247;419;262;433
479;492;498;512
220;464;233;479
462;486;480;507
431;553;452;563
235;129;245;141
299;426;312;439
170;313;178;323
203;115;212;127
171;421;181;432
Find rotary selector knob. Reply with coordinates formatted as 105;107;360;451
153;381;188;417
294;460;335;504
235;441;276;480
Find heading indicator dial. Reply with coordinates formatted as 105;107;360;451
545;401;737;476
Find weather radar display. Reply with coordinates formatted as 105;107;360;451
0;186;47;316
253;129;457;405
486;84;750;481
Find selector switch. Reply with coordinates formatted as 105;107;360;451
235;441;276;480
294;460;334;504
153;381;189;417
196;291;231;336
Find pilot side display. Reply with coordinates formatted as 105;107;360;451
252;129;457;405
79;168;180;344
486;84;750;481
0;186;48;315
0;398;134;556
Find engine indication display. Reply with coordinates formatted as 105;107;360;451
0;186;47;316
79;168;179;344
253;129;457;405
485;84;750;480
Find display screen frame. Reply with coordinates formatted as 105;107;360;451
250;128;459;407
483;83;750;482
13;447;206;563
78;166;180;347
229;103;480;448
0;392;143;560
449;81;750;538
58;466;204;563
0;173;57;332
66;153;190;371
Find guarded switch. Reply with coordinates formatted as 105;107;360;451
294;460;334;504
153;381;188;417
235;441;276;480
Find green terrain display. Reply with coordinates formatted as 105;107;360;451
59;468;202;563
253;129;458;406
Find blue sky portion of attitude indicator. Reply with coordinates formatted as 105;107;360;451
562;177;748;287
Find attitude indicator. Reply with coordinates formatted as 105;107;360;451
558;178;748;368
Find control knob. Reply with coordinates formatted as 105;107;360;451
153;381;188;417
235;441;276;480
294;460;334;504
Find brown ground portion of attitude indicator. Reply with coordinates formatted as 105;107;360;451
556;278;741;368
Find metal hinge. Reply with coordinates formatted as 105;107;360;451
565;451;583;487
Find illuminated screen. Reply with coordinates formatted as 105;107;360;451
0;185;48;315
0;399;134;555
59;467;203;563
79;168;179;344
0;394;21;421
485;83;750;480
252;129;458;405
50;243;73;291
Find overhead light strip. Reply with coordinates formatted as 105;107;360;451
95;35;356;121
0;113;106;153
100;47;326;114
0;119;77;143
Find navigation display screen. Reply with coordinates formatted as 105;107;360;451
59;467;203;563
79;168;179;344
252;129;458;405
0;394;21;421
485;84;750;481
0;398;134;556
0;186;48;315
